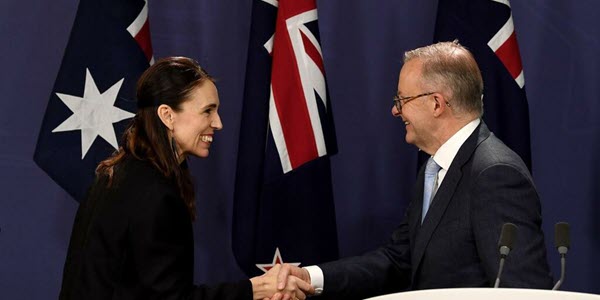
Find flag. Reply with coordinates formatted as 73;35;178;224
34;0;153;201
232;0;339;276
434;0;532;168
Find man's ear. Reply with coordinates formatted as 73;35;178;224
157;104;175;130
432;93;448;117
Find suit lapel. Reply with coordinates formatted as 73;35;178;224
409;122;492;283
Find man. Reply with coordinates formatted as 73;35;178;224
275;41;553;299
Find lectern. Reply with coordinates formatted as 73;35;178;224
366;288;600;300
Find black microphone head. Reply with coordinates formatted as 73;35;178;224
555;222;570;249
498;223;518;250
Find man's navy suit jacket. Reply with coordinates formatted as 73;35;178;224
319;122;553;299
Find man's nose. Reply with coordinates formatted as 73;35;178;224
391;105;401;117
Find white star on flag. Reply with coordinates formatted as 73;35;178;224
52;68;135;159
256;247;301;273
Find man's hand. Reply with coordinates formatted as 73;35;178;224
273;264;314;300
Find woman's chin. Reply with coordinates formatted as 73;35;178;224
192;149;210;158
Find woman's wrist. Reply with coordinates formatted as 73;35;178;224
250;276;275;300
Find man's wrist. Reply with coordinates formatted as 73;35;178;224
303;266;324;295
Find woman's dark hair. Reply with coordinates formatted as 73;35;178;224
96;56;213;220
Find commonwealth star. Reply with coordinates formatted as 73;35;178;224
52;68;135;159
256;247;301;273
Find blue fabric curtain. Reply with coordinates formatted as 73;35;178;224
1;0;600;297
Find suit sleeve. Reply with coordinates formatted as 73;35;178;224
470;163;553;288
318;218;411;299
128;188;253;300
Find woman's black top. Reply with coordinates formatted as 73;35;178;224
59;156;251;300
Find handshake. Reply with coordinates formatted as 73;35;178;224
250;264;315;300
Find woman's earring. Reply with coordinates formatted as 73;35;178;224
171;136;178;158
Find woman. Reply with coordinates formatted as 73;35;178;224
59;57;308;300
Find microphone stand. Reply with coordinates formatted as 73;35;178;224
552;246;567;290
494;245;509;288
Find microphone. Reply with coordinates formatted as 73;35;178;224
552;222;570;290
494;223;518;288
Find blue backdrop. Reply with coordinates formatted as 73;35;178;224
1;0;599;298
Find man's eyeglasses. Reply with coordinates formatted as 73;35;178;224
392;92;434;112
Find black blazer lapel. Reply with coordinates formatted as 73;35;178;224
409;121;492;284
408;166;425;234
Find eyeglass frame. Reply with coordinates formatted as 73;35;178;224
392;92;435;112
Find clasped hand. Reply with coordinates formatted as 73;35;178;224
250;263;315;300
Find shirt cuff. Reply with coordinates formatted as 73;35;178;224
304;265;324;295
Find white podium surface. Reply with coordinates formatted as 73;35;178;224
366;288;600;300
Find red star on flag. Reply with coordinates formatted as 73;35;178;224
256;247;301;273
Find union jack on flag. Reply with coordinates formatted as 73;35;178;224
233;0;339;277
486;0;524;88
434;0;532;168
266;0;332;173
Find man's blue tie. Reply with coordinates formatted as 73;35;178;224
422;157;441;222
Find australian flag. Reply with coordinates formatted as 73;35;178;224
434;0;532;169
34;0;153;201
233;0;339;276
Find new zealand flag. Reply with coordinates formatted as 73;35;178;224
434;0;532;169
34;0;153;201
233;0;339;276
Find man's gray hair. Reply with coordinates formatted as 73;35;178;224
404;40;484;116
